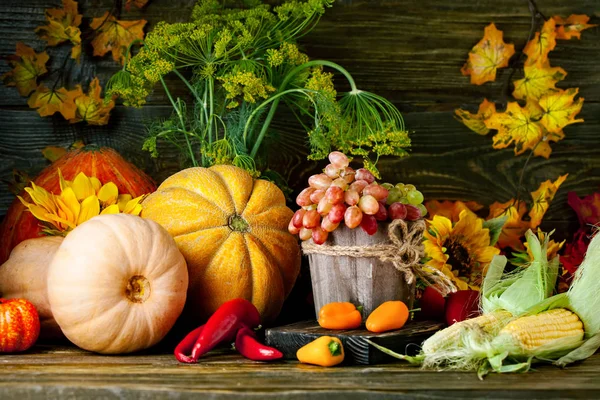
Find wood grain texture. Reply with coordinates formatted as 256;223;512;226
265;320;444;364
0;346;600;398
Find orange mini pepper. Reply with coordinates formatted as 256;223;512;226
365;301;409;333
296;336;344;367
317;302;362;330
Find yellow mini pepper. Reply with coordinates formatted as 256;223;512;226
317;302;362;330
296;336;345;367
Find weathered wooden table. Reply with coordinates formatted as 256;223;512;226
1;346;599;399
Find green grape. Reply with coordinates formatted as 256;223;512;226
381;182;394;190
386;188;402;205
407;190;424;205
416;203;428;217
399;196;409;204
404;184;416;192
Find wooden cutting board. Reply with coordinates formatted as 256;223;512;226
265;320;444;365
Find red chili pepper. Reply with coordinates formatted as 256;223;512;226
174;324;204;363
190;298;261;361
235;325;283;361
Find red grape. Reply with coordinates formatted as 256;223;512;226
363;183;389;202
312;226;329;245
405;204;422;221
288;219;300;235
303;209;321;229
324;164;340;179
355;168;375;184
358;195;379;215
321;216;340;233
328;203;347;224
328;151;350;169
317;197;333;215
299;228;313;241
349;179;369;194
360;214;378;235
374;202;388;221
341;167;356;184
388;202;407;220
308;174;333;190
310;189;326;204
331;177;349;191
296;187;315;207
292;209;306;228
344;205;363;229
325;186;344;205
344;190;360;206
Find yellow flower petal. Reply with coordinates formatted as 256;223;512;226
59;187;81;221
123;195;146;215
26;183;56;212
77;195;100;225
117;194;132;211
100;204;120;215
90;177;102;193
58;169;70;192
72;172;96;201
98;182;119;205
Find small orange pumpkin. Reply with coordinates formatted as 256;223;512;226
0;298;40;352
142;165;301;322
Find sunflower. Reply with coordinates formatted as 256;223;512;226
423;210;500;290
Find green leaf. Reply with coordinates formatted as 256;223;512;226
482;215;507;246
555;331;600;367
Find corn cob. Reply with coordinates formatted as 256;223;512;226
498;308;584;351
422;310;513;355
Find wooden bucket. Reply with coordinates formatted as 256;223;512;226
305;220;425;318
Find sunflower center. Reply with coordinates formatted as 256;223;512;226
228;214;250;232
446;239;472;278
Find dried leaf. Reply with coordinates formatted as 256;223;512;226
27;84;83;120
461;23;515;85
3;169;33;196
2;43;49;97
455;99;497;135
69;77;115;125
42;146;68;162
35;0;82;62
538;88;584;134
554;14;597;40
524;18;557;66
90;12;146;64
487;199;530;250
567;191;600;228
529;174;568;228
512;61;566;101
126;0;150;11
485;101;544;156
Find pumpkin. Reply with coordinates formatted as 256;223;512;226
47;214;188;354
141;165;301;322
0;298;40;352
0;236;64;340
0;146;157;263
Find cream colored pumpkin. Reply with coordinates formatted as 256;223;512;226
0;236;64;339
47;214;188;354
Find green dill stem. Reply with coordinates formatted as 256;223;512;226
208;77;215;144
172;69;203;105
160;76;199;167
249;60;358;159
122;39;144;70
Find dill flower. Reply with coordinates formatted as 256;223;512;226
423;210;501;290
18;170;147;236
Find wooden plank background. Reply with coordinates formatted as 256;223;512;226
1;0;599;243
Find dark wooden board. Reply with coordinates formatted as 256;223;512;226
265;320;444;365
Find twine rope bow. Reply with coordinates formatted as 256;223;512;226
301;219;455;293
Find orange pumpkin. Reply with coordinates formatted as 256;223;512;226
0;146;156;263
141;165;301;322
0;298;40;352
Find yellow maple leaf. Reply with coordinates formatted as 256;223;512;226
35;0;82;62
538;88;584;133
461;23;515;85
90;12;147;64
27;84;83;119
554;14;598;40
529;174;568;228
487;199;530;250
512;61;566;101
524;18;557;66
125;0;150;10
2;42;49;97
485;101;544;155
454;99;496;135
69;78;115;125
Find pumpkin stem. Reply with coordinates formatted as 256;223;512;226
228;214;250;233
125;276;151;303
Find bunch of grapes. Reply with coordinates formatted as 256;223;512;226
288;151;427;245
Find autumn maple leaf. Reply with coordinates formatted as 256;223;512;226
487;199;529;250
125;0;150;11
2;42;49;97
538;88;584;133
554;14;598;40
454;99;496;135
90;12;146;64
69;77;115;125
35;0;83;62
485;101;544;156
27;84;83;119
529;174;568;228
512;61;566;101
461;23;515;85
425;200;484;223
524;18;557;66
